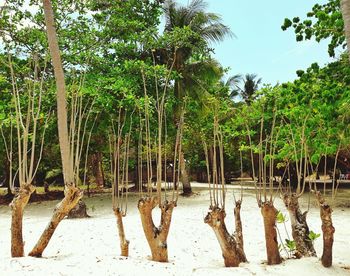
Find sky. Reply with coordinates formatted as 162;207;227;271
175;0;336;85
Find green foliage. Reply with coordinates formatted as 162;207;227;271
308;230;321;242
276;211;287;224
285;239;296;252
281;0;344;57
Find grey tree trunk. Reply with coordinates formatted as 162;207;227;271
341;0;350;62
29;0;82;257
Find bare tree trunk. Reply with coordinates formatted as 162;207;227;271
283;193;316;258
91;153;104;188
138;196;175;262
29;187;83;257
10;184;35;257
29;0;83;257
179;151;191;195
234;200;247;262
315;191;334;267
205;206;247;267
42;0;72;184
4;159;13;196
114;208;129;257
341;0;350;62
261;201;282;265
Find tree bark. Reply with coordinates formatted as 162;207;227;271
261;201;282;265
43;0;73;184
10;184;35;257
114;208;129;257
205;205;247;267
29;186;83;257
283;193;316;258
179;151;192;195
234;200;247;262
315;191;334;267
341;0;350;62
91;153;104;188
67;199;89;219
138;196;175;262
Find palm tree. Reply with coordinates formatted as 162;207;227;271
227;73;261;104
163;0;232;195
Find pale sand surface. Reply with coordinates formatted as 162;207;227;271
0;183;349;275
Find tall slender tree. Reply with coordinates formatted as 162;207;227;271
29;0;83;257
162;0;232;194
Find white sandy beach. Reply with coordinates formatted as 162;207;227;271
0;183;349;276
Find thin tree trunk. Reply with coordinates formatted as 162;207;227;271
138;196;175;262
29;187;83;257
179;151;192;195
91;152;104;188
205;206;247;267
114;208;129;257
261;201;282;265
10;184;35;257
29;0;83;257
341;0;350;62
4;159;13;196
283;193;316;258
315;191;334;267
42;0;72;183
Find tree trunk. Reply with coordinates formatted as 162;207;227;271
114;208;129;257
261;201;282;265
4;159;13;196
67;199;89;219
138;196;175;262
43;0;73;184
205;205;247;267
179;151;192;195
28;186;83;257
315;191;334;267
91;153;104;188
341;0;350;62
10;184;35;257
283;193;316;258
234;200;247;262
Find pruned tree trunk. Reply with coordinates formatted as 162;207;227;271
205;205;247;267
234;200;247;262
261;201;282;265
28;186;83;257
315;191;334;267
138;196;175;262
114;208;129;257
179;152;191;195
283;193;316;258
10;184;35;257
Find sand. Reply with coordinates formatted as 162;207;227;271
0;183;349;275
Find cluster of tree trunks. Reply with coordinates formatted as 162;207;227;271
138;196;176;262
204;201;247;267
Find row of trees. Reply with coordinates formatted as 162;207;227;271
0;0;349;269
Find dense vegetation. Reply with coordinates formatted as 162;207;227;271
0;0;350;268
